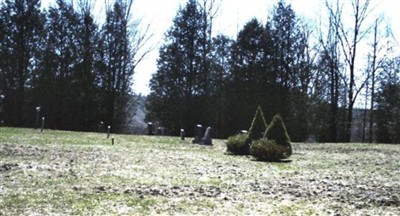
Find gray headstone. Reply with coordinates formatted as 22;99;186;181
40;117;45;133
201;126;212;145
192;124;203;144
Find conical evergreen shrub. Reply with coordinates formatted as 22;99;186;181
248;106;268;141
264;114;292;157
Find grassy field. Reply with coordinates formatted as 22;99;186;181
1;127;399;215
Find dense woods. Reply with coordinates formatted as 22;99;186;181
0;0;146;133
1;0;399;143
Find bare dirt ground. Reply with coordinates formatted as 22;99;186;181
1;128;399;215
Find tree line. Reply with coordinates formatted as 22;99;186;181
147;0;400;143
1;0;399;143
0;0;147;133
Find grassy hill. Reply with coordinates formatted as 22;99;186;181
1;127;399;215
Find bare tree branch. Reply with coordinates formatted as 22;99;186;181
325;0;374;142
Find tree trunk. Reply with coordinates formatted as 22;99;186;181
369;20;378;143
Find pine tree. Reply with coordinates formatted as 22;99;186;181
38;0;80;130
0;0;44;126
209;34;234;137
147;0;212;136
97;0;137;132
74;2;100;131
227;18;272;134
376;57;400;143
269;1;313;142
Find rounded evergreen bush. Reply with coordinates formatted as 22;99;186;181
226;134;251;155
250;139;289;161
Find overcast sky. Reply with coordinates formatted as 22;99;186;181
40;0;399;95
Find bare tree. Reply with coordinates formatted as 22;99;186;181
198;0;220;95
367;17;395;143
317;8;343;142
99;0;153;131
199;0;220;41
367;18;379;142
326;0;374;142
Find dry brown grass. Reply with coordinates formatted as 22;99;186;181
1;127;399;215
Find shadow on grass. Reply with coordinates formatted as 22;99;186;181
250;158;293;163
223;152;251;157
224;151;292;163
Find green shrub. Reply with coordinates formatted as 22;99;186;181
248;106;268;141
264;114;292;157
226;134;251;155
250;139;289;161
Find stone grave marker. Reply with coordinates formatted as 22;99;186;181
192;124;203;144
40;117;45;133
201;126;212;145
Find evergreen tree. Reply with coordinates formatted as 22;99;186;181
0;0;147;133
376;83;400;143
97;0;137;132
0;0;44;126
74;2;100;131
227;18;273;134
269;0;313;142
375;56;400;143
147;0;212;136
37;0;80;130
225;1;312;141
206;34;233;137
